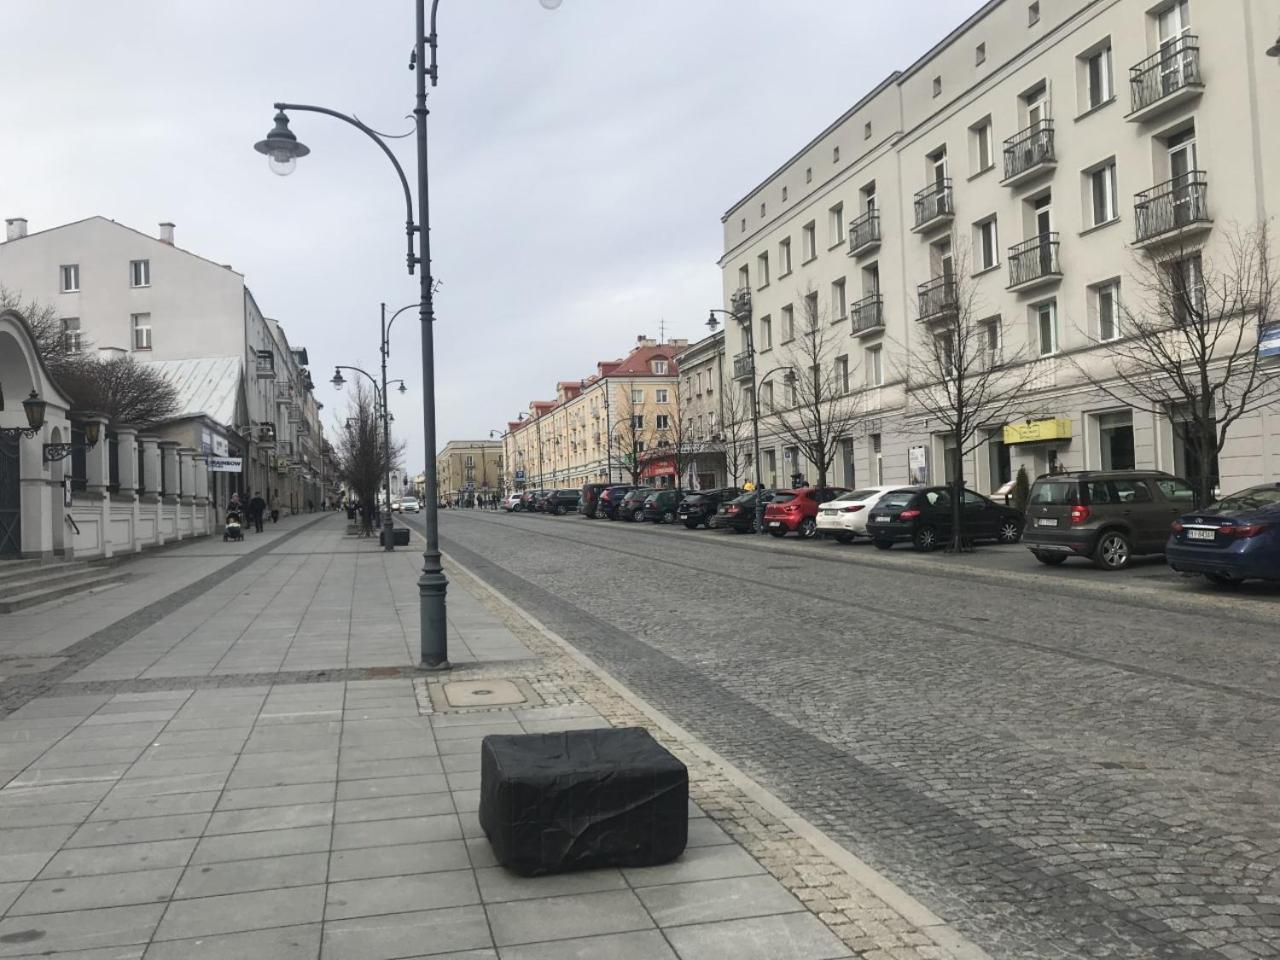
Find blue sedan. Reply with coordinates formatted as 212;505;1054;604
1166;482;1280;586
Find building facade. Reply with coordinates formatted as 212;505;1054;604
720;0;1280;495
674;330;734;489
437;440;504;504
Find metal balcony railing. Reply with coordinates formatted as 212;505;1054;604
848;209;881;253
1002;121;1055;182
913;179;953;229
1130;35;1202;114
850;294;885;335
732;352;755;381
1134;171;1209;243
255;351;275;380
917;276;958;321
1007;234;1061;288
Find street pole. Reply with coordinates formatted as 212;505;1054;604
380;303;394;552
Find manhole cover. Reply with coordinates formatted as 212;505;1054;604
443;680;526;708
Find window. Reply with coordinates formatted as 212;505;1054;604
1028;2;1040;26
757;251;770;288
980;317;1003;362
652;359;668;374
804;291;819;328
805;167;812;184
828;203;844;248
782;305;795;341
779;238;792;276
655;389;669;403
787;375;799;407
655;414;670;430
1155;477;1197;504
1095;411;1136;470
131;312;152;350
61;317;81;353
866;345;883;386
836;355;850;393
976;217;999;271
1171;256;1204;324
760;202;766;217
870;433;883;484
740;219;746;233
632;415;644;429
976;42;986;65
781;186;788;202
932;76;942;98
60;264;79;293
833;146;840;163
802;221;817;261
831;278;847;321
464;454;475;467
1096;282;1121;341
636;440;646;453
1086;43;1114;109
632;389;644;403
864;121;872;140
130;259;150;288
1089;161;1118;226
762;381;775;412
1034;301;1058;356
760;315;773;350
972;119;993;172
738;264;750;290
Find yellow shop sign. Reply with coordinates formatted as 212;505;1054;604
1003;418;1072;445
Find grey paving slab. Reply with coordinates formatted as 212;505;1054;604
0;781;115;806
8;866;182;915
325;869;481;921
622;844;766;888
65;814;209;849
464;838;498;869
0;851;54;883
0;881;23;915
140;922;321;960
635;874;805;928
173;851;328;899
340;740;439;762
327;840;471;883
497;929;678;960
152;884;326;941
222;762;335;790
0;824;78;855
486;889;655;947
0;902;164;957
331;814;462;850
661;912;854;960
319;905;493;960
216;782;333;810
104;772;230;799
334;773;449;801
338;757;441;781
189;825;332;864
38;839;199;880
8;762;130;786
203;801;333;836
335;793;454;823
1;799;97;827
90;791;221;821
231;748;337;771
474;865;627;904
684;819;734;848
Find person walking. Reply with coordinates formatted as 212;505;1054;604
269;491;280;524
248;491;267;534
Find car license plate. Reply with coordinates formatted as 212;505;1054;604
869;515;887;524
1187;528;1216;540
1037;518;1058;527
768;521;782;528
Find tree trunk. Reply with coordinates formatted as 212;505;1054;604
1197;419;1217;506
950;429;968;552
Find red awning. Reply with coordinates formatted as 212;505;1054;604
640;456;676;478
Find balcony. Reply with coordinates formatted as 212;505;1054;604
847;210;881;257
916;276;958;323
254;350;275;380
1001;121;1055;187
1007;234;1062;292
1134;171;1211;248
732;352;755;381
912;179;954;233
850;294;885;337
1127;35;1203;123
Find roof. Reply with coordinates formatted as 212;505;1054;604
610;343;681;377
141;356;242;427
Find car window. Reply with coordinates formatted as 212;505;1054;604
1107;479;1152;503
876;491;916;511
1156;478;1196;503
962;491;990;506
923;490;950;507
840;489;881;501
1214;486;1280;512
1029;481;1080;506
771;493;797;504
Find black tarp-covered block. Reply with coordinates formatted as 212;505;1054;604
479;726;688;876
379;526;410;546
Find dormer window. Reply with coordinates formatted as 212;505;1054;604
651;359;668;374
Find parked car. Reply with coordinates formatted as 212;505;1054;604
1166;482;1280;586
516;489;543;512
579;483;613;518
531;490;557;513
619;488;653;522
503;493;523;511
676;488;742;529
867;486;1023;551
1022;470;1197;570
391;499;402;512
814;486;902;542
598;485;636;520
399;497;420;514
642;489;685;523
709;490;775;533
763;487;849;539
544;489;581;515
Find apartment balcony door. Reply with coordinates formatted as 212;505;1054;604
1034;196;1054;275
1159;1;1193;95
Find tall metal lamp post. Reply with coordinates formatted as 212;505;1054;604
254;0;563;669
706;291;765;534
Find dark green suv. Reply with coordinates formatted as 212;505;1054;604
1022;470;1199;570
641;489;684;523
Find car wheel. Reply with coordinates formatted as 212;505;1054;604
768;528;786;538
663;510;675;524
684;521;698;530
872;539;893;550
1205;572;1243;589
1033;551;1067;565
1093;531;1132;571
632;509;644;522
833;533;854;544
912;525;939;552
555;505;564;516
998;520;1022;544
798;518;818;539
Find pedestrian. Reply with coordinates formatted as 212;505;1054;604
248;491;267;534
269;492;280;524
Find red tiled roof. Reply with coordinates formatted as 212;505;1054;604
608;343;681;377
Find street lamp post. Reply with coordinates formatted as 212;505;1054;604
707;291;765;534
580;377;612;483
330;365;396;549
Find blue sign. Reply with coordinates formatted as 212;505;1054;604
514;469;526;480
1260;323;1280;359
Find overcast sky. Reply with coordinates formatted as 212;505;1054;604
0;0;964;472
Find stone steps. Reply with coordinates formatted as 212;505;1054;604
0;561;130;614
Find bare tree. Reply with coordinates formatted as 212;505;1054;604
53;355;180;426
766;286;862;488
1067;224;1279;505
653;383;697;490
333;382;403;535
611;383;645;485
894;245;1040;552
0;284;85;372
716;371;755;487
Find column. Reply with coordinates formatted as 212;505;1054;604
83;415;111;558
178;448;196;504
138;436;163;545
159;442;181;504
17;428;53;560
115;427;141;554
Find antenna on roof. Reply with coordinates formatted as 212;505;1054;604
658;317;667;342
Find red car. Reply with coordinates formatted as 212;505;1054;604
763;487;849;539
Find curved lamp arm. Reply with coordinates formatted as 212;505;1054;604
275;101;418;275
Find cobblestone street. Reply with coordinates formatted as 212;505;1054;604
426;509;1280;960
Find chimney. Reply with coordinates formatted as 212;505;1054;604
159;222;175;245
5;218;27;241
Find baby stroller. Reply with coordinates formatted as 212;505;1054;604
223;509;244;542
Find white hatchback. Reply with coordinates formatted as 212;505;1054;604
815;486;904;542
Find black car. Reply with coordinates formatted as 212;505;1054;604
578;483;612;518
709;490;775;533
544;489;581;515
618;488;653;522
597;485;636;520
515;489;544;512
677;488;743;529
531;490;556;513
641;489;685;523
867;486;1024;551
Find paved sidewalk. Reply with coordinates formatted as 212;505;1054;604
0;516;979;959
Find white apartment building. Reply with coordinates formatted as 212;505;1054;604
720;0;1280;495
